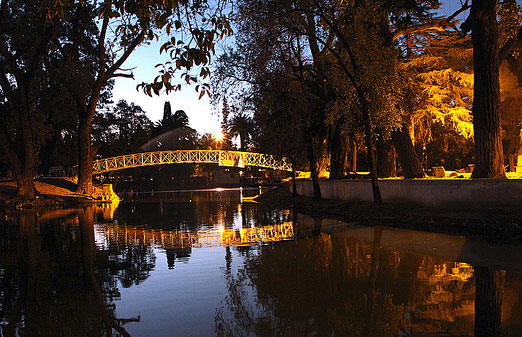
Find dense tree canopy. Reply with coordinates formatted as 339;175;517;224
213;0;522;187
0;0;233;200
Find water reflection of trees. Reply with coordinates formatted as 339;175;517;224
216;231;404;337
97;239;156;289
214;227;494;337
0;206;154;336
166;247;192;269
114;190;290;231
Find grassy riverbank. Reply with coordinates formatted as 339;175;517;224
256;184;522;242
0;178;114;209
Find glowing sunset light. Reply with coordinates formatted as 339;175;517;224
214;132;224;142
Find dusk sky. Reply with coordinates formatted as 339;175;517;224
111;36;224;136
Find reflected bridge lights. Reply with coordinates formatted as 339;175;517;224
96;222;295;249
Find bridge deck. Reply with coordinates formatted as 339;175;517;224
90;150;293;174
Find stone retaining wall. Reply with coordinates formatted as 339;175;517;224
290;179;522;208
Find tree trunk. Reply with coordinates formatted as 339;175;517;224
291;157;298;197
361;107;382;204
376;137;396;177
378;3;422;180
364;228;383;336
239;131;247;152
329;125;349;179
392;124;425;178
474;267;504;337
79;206;135;337
312;217;322;236
508;154;516;172
305;134;322;200
18;211;39;300
76;116;94;194
0;125;36;201
79;206;96;287
19;103;37;199
470;0;506;178
395;76;424;178
351;138;357;173
16;171;37;200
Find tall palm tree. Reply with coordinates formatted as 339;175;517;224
152;108;190;138
229;113;255;151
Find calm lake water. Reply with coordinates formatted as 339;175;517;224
1;188;522;336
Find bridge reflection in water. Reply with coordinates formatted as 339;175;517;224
96;222;295;249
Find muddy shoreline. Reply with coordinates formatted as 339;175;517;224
0;178;116;210
256;184;522;242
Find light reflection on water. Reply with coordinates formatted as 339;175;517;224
1;189;522;336
95;222;294;250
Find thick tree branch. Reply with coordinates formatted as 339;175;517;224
305;12;323;76
393;24;446;41
106;30;146;79
500;26;522;61
0;0;8;31
321;31;335;57
97;12;110;78
461;1;475;34
393;3;471;41
25;26;55;83
112;72;135;79
0;42;24;83
65;85;88;117
81;12;111;119
0;125;22;175
461;0;521;61
0;67;17;109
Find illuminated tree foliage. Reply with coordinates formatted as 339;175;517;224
398;0;522;174
216;0;449;200
500;60;522;171
498;0;522;171
399;32;474;143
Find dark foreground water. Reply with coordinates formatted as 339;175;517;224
1;188;522;337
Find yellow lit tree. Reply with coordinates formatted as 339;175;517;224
399;32;474;147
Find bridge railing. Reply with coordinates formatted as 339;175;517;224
89;150;293;175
